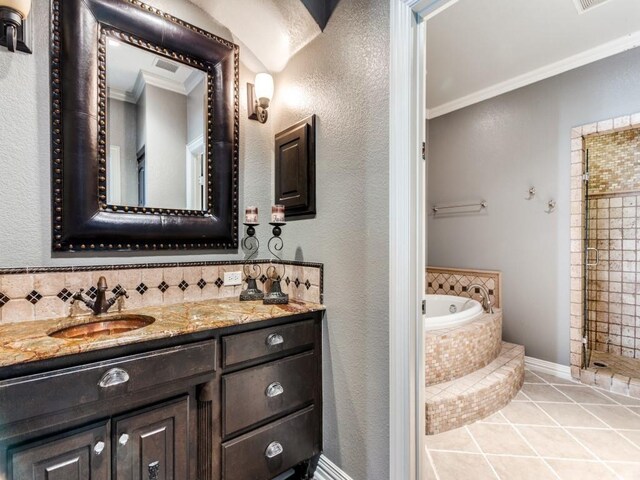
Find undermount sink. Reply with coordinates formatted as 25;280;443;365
49;315;156;340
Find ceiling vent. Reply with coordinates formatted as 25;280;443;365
573;0;614;13
153;58;179;74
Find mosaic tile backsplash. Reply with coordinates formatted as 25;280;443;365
585;127;640;195
0;261;323;323
426;267;502;309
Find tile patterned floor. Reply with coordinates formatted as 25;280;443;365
426;368;640;479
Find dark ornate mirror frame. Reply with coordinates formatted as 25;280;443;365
50;0;239;252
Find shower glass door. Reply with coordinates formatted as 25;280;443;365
583;149;593;369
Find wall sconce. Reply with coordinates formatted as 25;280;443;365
0;0;32;53
247;73;274;124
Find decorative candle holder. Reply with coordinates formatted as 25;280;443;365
263;222;289;305
239;223;264;301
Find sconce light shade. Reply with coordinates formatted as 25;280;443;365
0;0;32;53
2;0;30;18
248;72;274;124
254;73;274;102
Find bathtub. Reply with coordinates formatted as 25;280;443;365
425;294;484;331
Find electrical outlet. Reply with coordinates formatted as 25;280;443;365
223;271;243;286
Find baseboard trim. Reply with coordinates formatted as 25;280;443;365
525;356;573;381
314;455;353;480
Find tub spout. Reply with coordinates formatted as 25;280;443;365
467;284;493;314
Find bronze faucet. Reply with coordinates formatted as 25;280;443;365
71;276;129;315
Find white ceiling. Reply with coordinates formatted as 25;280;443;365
189;0;321;73
427;0;640;118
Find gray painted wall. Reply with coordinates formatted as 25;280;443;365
144;84;188;209
427;47;640;365
107;98;138;206
272;0;389;477
187;77;205;144
0;0;273;267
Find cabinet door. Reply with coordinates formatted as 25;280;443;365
10;422;110;480
114;396;189;480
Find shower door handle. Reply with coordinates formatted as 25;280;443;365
586;247;599;267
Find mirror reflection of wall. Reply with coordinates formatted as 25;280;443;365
106;37;207;210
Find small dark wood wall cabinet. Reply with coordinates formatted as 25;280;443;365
0;312;323;480
275;116;317;219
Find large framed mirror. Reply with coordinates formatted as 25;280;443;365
51;0;239;251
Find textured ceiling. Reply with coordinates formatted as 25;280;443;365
189;0;321;72
427;0;640;116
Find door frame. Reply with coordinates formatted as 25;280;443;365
389;1;458;478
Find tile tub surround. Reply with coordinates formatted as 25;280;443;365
427;368;640;480
0;297;324;369
426;311;503;386
426;342;525;435
0;260;323;323
426;266;502;309
569;113;640;380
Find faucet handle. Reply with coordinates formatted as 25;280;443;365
70;289;85;304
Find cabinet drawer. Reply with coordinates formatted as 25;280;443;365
0;340;215;425
222;406;319;480
222;352;316;437
222;319;315;367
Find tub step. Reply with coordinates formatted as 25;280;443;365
426;342;524;435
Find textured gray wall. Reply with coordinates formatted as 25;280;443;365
428;47;640;365
0;0;273;267
107;98;138;206
272;0;389;477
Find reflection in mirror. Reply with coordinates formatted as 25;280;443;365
106;38;208;211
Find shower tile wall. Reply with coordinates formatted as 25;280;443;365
585;128;640;359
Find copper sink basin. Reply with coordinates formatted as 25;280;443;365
49;315;156;340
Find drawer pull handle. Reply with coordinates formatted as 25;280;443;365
265;441;283;459
266;333;284;347
148;461;160;480
94;441;105;455
119;434;130;446
98;368;130;388
266;382;284;398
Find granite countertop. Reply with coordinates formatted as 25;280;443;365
0;299;325;369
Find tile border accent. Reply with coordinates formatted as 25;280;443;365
569;112;640;380
426;266;502;309
0;259;324;323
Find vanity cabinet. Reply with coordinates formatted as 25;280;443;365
0;312;323;480
10;422;110;480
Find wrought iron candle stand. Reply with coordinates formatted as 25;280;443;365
263;222;289;305
239;223;264;301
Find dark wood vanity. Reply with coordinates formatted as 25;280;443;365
0;311;323;480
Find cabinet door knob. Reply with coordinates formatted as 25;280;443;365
266;333;284;347
265;382;284;398
265;441;283;459
98;368;130;388
119;433;130;446
94;441;105;455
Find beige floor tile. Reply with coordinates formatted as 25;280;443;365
607;462;640;479
582;405;640;430
524;370;546;384
513;391;531;401
500;401;556;426
601;390;640;406
430;451;497;480
425;426;479;453
516;426;594;460
530;371;579;385
537;403;608;428
480;411;509;424
522;384;572;402
487;455;557;480
629;407;640;416
547;459;619;480
567;429;640;462
554;385;615;404
425;454;438;480
619;429;640;448
467;423;536;456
